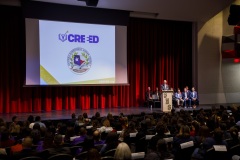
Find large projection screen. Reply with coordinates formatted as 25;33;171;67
25;18;128;86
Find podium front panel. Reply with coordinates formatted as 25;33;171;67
161;90;173;112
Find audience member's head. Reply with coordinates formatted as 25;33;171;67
229;126;239;140
105;132;118;150
27;115;34;123
53;134;63;146
83;113;88;119
64;127;75;142
102;119;111;127
77;115;84;123
35;116;41;122
30;129;41;145
12;116;18;123
33;123;41;131
95;112;101;118
178;125;190;138
71;113;76;119
58;123;67;135
22;137;33;149
191;120;200;135
145;118;152;128
156;121;166;136
79;127;87;136
93;130;101;141
220;123;228;131
213;128;223;143
114;142;132;160
87;148;101;160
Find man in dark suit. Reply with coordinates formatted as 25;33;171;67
182;87;191;108
145;87;153;107
190;87;199;108
161;80;169;91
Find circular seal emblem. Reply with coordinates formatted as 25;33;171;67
67;47;92;74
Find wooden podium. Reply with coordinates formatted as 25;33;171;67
161;90;173;112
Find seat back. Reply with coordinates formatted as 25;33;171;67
95;144;104;152
230;144;240;157
205;146;230;160
35;149;50;159
175;141;195;160
47;154;73;160
101;156;114;160
104;149;116;157
131;152;145;160
20;156;43;160
75;151;88;160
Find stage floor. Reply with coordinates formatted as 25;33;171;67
0;104;217;122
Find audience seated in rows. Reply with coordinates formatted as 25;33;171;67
0;105;239;160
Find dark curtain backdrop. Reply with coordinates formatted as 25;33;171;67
0;6;192;113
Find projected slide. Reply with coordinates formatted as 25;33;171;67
39;20;115;85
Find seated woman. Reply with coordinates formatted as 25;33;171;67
191;125;210;159
122;121;138;146
114;142;132;160
172;125;195;155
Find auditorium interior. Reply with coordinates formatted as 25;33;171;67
0;0;240;160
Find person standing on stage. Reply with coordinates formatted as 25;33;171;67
145;87;153;107
161;80;169;91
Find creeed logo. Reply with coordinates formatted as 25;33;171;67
67;47;92;75
58;31;68;42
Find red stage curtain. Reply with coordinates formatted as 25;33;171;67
0;6;192;113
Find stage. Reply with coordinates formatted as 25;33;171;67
0;104;224;122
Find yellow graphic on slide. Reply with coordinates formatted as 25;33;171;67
67;77;115;84
41;65;115;84
40;65;59;84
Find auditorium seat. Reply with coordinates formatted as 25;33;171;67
48;154;73;160
20;157;43;160
103;149;116;157
101;156;114;160
75;151;88;160
174;141;195;160
230;144;240;157
205;146;230;160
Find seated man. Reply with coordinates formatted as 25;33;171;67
153;87;160;100
190;87;199;108
145;86;153;107
182;87;191;108
174;88;184;107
